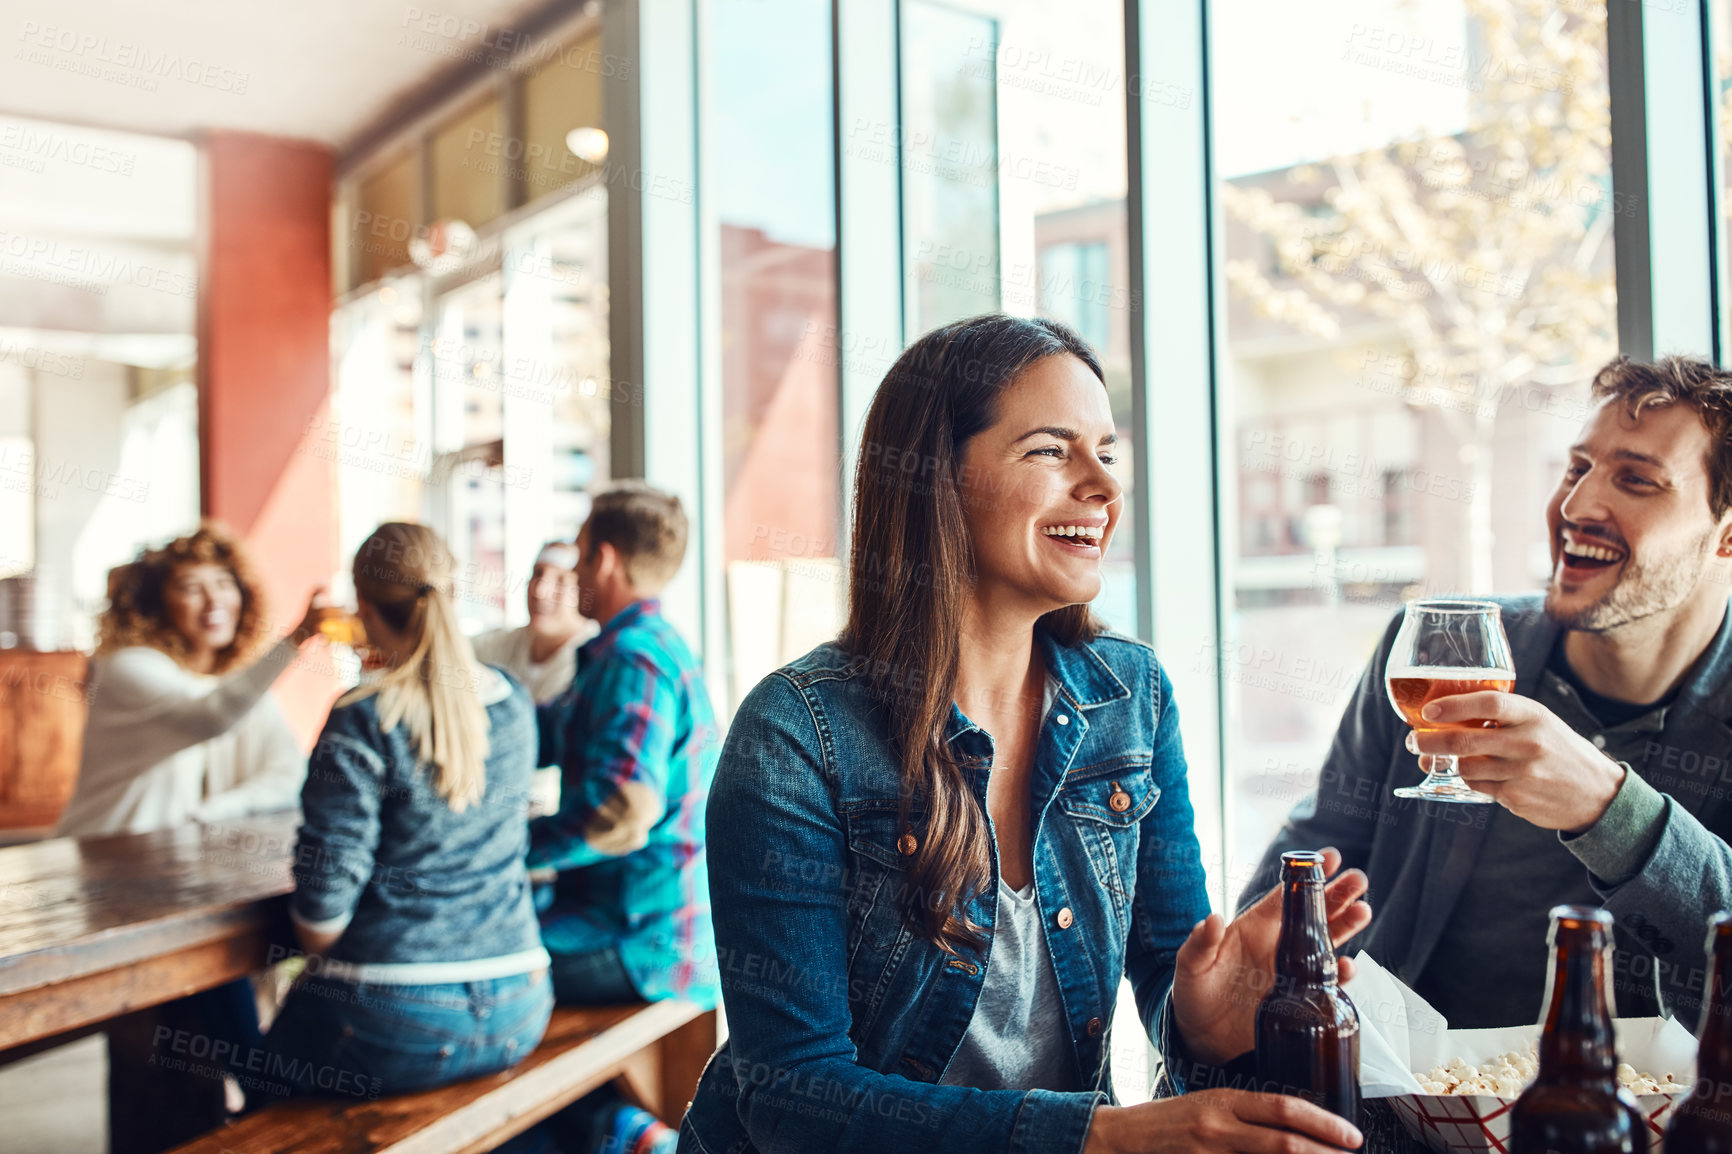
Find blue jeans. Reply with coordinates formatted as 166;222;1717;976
260;968;552;1100
495;947;653;1154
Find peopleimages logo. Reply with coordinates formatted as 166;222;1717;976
15;21;251;94
0;230;197;298
0;124;135;175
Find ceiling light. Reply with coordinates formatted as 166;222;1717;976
565;127;609;165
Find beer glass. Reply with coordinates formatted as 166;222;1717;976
1385;599;1514;804
315;607;368;648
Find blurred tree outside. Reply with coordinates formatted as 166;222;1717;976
1222;0;1616;591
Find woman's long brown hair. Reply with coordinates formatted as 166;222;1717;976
838;313;1106;955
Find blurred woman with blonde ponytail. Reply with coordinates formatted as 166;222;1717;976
263;522;553;1099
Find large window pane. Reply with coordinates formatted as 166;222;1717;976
712;0;840;714
1212;0;1617;901
901;2;1001;331
331;277;426;589
429;273;509;631
898;0;1138;635
501;185;613;596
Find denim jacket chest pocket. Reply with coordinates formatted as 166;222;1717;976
838;802;934;1047
1053;760;1159;929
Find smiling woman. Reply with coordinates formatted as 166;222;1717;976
56;521;327;838
680;314;1374;1154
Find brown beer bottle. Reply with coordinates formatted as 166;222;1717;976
1665;912;1732;1151
1510;906;1648;1154
1254;850;1361;1126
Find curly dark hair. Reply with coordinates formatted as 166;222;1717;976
1591;355;1732;518
97;521;272;674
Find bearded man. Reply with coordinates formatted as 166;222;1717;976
1244;355;1732;1027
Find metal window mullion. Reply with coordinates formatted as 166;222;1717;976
836;0;906;554
1124;0;1228;902
604;0;708;664
1705;0;1732;365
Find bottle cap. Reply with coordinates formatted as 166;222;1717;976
1547;904;1613;944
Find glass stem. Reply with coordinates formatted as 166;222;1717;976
1430;752;1461;782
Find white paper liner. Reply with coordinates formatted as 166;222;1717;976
1342;952;1699;1153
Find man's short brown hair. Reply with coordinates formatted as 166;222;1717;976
1590;354;1732;518
583;482;689;592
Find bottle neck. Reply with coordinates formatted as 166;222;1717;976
1537;934;1616;1079
1275;873;1336;986
1699;944;1732;1082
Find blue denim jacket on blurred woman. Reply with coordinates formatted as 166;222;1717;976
679;627;1213;1154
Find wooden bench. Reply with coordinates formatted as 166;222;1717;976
167;1001;717;1154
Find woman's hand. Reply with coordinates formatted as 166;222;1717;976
1171;847;1371;1067
1085;1091;1362;1154
289;587;333;646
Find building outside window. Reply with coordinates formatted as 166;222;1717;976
1210;0;1617;897
712;0;842;714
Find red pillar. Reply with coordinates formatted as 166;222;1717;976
198;132;339;742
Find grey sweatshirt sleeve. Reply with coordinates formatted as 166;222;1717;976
1569;769;1732;1021
290;721;385;936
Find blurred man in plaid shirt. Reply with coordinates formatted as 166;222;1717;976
527;482;721;1011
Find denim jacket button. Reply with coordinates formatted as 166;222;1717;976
1086;1016;1104;1037
1056;714;1070;726
897;833;918;856
1108;783;1131;812
1056;907;1074;930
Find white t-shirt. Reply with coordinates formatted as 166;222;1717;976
55;642;307;837
471;623;589;704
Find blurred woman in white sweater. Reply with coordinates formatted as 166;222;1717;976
57;522;326;837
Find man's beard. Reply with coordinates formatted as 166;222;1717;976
1544;527;1716;632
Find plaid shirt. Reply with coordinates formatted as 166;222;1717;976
529;599;721;1006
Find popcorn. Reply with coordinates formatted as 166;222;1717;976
1416;1041;1686;1098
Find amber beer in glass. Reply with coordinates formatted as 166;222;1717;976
316;608;367;647
1385;599;1515;804
1510;906;1648;1154
1255;851;1360;1127
1666;912;1732;1150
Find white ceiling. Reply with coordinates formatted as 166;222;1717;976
0;0;568;151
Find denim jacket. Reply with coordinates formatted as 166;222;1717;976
680;628;1212;1154
290;667;550;980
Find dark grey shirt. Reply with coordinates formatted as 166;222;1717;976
1411;654;1671;1028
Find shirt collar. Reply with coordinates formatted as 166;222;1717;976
1541;600;1732;730
583;599;659;655
1672;600;1732;714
